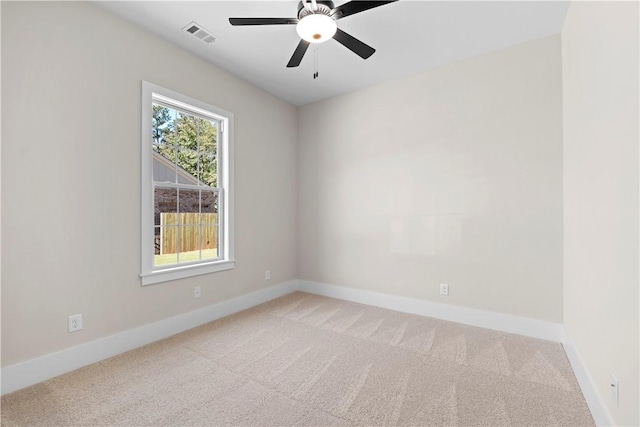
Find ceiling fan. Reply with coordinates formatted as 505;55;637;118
229;0;398;68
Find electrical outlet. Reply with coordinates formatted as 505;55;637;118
68;314;82;333
194;286;201;299
265;270;271;281
610;375;619;406
440;283;449;296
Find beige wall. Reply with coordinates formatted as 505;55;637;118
1;2;298;366
562;2;639;425
298;36;564;322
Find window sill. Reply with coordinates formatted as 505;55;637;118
141;259;235;286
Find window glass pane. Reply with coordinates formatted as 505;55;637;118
155;226;178;266
173;148;199;184
154;226;161;255
177;226;201;263
179;212;199;226
201;225;218;260
198;118;217;188
196;118;217;154
154;187;177;227
175;112;198;151
153;145;178;184
198;152;217;188
152;104;177;147
178;188;200;215
201;190;218;224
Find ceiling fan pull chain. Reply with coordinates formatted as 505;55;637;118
313;46;319;79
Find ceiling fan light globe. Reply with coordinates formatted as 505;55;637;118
296;14;337;43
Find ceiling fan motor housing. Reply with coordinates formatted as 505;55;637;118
297;1;336;19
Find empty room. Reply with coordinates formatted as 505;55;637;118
1;1;638;426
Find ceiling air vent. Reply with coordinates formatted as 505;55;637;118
182;21;217;44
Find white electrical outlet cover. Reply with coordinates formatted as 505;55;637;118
68;314;83;332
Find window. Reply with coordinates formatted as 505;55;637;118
141;81;234;285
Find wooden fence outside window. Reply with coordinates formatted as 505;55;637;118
159;213;218;254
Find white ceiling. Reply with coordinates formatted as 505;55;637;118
97;1;569;106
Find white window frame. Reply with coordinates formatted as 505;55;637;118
140;81;234;286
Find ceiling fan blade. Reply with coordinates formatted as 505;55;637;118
332;28;375;59
229;17;298;26
287;40;310;68
331;1;398;19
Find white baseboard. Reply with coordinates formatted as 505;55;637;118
561;328;614;427
1;280;298;396
298;280;563;342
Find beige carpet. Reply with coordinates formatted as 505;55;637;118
1;292;594;426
